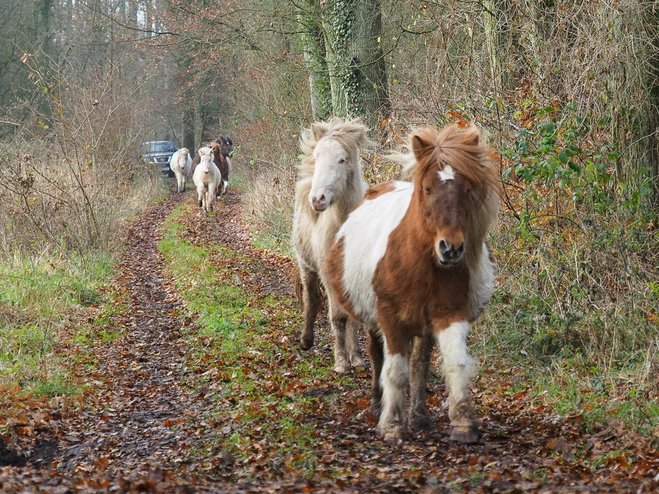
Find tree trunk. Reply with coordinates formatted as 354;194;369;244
194;99;206;152
482;0;510;98
320;0;390;126
183;107;195;154
633;7;659;208
346;0;390;123
297;0;332;121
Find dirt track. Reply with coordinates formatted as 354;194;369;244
1;186;657;493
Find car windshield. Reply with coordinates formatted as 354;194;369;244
145;142;175;153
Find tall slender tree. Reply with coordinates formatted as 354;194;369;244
298;0;332;121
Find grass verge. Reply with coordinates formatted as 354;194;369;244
0;250;113;410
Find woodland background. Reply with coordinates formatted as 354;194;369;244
1;0;658;436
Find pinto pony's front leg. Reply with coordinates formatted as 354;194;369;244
436;321;479;443
408;334;434;432
378;337;410;445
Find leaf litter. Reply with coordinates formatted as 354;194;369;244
0;187;657;493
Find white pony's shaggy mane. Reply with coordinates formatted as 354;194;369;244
295;118;371;204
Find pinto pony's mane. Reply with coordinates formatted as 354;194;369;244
295;118;370;205
390;124;502;267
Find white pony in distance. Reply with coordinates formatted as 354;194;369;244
170;148;193;193
193;147;221;213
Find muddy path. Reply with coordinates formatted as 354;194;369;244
1;186;657;493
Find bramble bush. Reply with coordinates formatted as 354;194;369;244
483;100;658;381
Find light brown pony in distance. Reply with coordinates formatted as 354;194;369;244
326;124;501;443
292;118;370;373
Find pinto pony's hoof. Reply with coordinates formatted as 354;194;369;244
450;426;479;444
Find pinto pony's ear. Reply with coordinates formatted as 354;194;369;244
411;133;434;161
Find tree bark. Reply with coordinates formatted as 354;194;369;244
346;0;390;122
297;0;332;121
318;0;390;125
482;0;510;97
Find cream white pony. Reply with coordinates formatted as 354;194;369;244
170;148;193;193
193;147;221;213
292;118;370;373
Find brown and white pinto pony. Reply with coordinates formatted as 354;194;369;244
292;118;370;373
325;124;501;444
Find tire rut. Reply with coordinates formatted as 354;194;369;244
52;192;213;489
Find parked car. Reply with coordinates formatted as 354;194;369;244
141;140;177;176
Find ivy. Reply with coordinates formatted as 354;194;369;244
505;104;617;213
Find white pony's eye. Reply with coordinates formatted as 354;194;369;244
339;158;347;165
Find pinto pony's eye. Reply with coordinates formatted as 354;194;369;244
424;187;431;195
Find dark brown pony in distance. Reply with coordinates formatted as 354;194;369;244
325;124;501;444
209;141;229;196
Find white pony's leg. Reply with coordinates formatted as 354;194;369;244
345;319;365;369
378;339;409;445
436;321;478;443
197;185;204;208
206;186;214;212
